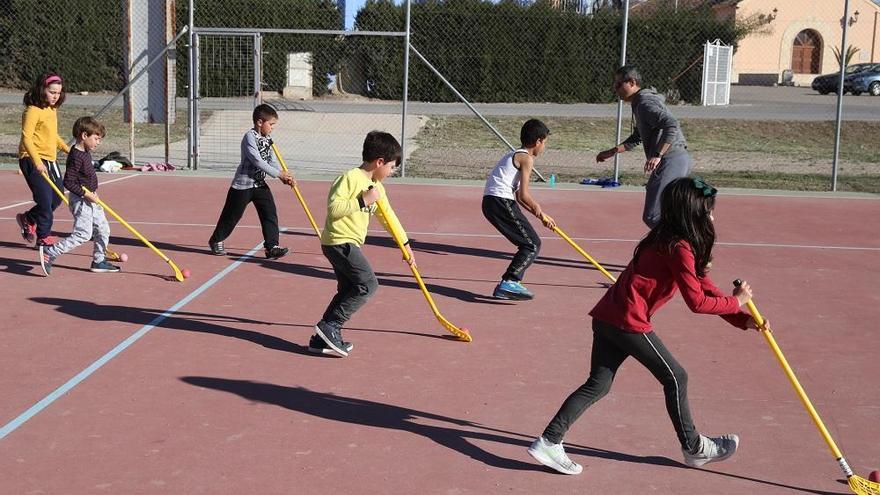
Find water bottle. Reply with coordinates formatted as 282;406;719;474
549;174;556;187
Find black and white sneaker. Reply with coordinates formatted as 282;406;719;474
38;245;53;276
265;245;289;259
308;334;354;355
314;321;349;357
209;241;226;256
682;434;739;468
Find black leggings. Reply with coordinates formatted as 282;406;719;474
542;319;701;452
481;195;541;282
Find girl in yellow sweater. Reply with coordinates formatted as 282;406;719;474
16;72;70;247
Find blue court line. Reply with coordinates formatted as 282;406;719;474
0;238;270;440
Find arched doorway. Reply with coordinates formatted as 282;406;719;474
791;30;822;74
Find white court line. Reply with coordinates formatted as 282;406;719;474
1;216;876;253
0;236;268;441
0;174;141;212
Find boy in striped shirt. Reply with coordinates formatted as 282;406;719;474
39;117;118;275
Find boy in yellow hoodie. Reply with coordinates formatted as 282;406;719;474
309;131;415;357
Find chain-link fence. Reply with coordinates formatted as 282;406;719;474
0;0;877;191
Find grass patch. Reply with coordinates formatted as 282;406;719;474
409;115;880;193
0;104;194;158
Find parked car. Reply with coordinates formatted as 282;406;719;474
844;64;880;96
811;63;879;94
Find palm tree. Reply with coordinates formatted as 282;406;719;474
832;45;860;67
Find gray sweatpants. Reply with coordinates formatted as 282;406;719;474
45;195;110;264
320;243;379;329
643;150;692;228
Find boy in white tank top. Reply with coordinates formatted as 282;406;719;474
482;119;557;300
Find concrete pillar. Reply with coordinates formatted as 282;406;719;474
123;0;176;123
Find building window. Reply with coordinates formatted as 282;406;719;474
791;30;822;74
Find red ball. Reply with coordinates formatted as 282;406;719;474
869;470;880;483
181;268;191;279
119;253;128;262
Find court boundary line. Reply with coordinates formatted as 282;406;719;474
0;236;270;441
12;171;875;201
1;219;874;253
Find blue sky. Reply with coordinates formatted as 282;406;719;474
343;0;365;30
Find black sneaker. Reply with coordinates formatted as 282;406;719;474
314;321;349;357
90;260;121;273
308;334;354;355
209;241;226;256
38;245;52;276
265;245;289;259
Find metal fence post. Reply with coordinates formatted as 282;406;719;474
187;0;195;170
831;0;852;192
401;0;412;178
612;0;631;183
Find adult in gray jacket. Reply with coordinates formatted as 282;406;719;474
597;66;692;228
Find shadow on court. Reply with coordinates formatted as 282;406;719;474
179;376;845;493
31;297;313;356
248;259;514;305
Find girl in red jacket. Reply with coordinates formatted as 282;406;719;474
528;177;766;475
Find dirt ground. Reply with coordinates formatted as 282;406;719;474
404;148;877;182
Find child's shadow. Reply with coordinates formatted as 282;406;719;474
180;376;554;471
180;377;856;492
30;297;313;356
250;259;510;305
365;236;629;274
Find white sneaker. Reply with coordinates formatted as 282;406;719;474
682;434;739;468
527;436;583;475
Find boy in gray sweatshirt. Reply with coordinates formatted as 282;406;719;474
597;65;692;228
208;104;294;259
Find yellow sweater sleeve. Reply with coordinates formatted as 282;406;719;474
326;172;361;221
374;184;409;245
20;106;45;167
57;134;70;155
19;106;65;164
320;168;409;247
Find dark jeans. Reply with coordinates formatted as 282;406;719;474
209;186;280;249
320;243;379;329
19;157;64;239
643;149;692;228
542;319;700;452
481;195;541;282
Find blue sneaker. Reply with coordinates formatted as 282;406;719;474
90;260;121;273
493;280;534;300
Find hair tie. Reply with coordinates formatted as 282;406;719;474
44;75;62;85
692;177;718;197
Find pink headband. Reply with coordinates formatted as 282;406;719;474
44;75;62;85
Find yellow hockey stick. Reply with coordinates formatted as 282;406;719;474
734;279;879;495
271;143;321;237
83;187;185;282
374;195;472;342
552;225;617;283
